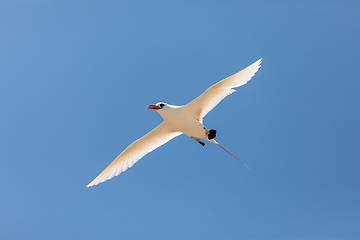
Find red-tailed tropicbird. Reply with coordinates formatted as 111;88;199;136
87;59;262;187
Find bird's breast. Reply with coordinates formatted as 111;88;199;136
160;107;207;139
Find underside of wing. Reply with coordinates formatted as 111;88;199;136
184;59;262;121
87;122;181;187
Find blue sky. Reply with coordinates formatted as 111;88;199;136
1;1;359;239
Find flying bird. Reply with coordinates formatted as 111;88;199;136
87;59;262;187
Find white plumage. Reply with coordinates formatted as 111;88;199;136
87;122;181;187
185;59;262;122
87;59;262;187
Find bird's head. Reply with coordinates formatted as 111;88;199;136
147;102;168;111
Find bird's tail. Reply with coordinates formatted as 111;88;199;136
211;139;251;170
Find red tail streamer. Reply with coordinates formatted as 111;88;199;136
216;143;251;170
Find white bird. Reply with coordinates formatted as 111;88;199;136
87;59;262;187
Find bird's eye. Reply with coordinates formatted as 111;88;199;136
159;103;165;108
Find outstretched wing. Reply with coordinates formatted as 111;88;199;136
87;122;181;187
184;59;261;122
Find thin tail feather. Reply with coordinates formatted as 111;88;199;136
214;141;251;170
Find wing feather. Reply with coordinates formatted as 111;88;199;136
87;122;181;187
184;59;262;121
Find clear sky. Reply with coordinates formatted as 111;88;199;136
1;1;359;239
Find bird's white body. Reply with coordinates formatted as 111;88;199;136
87;59;262;187
157;105;211;142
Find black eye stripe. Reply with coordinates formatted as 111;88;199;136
159;103;165;108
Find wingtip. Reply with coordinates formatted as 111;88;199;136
245;58;262;72
256;58;262;67
86;180;98;188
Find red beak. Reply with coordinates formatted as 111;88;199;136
147;104;161;110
